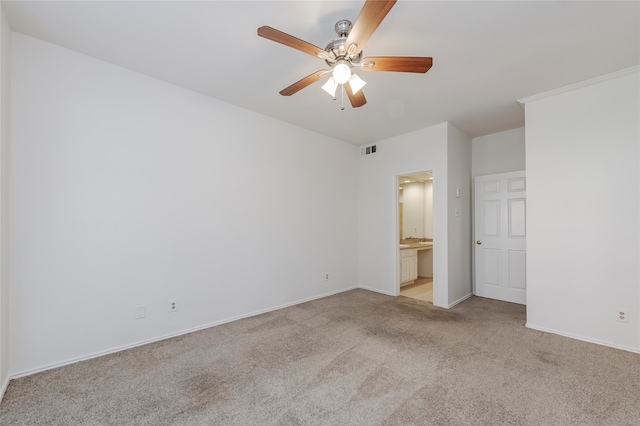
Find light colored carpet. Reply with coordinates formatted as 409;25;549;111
1;289;639;425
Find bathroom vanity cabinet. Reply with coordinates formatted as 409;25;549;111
400;248;418;285
400;244;433;286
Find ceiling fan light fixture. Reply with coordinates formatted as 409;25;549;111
332;62;352;84
348;73;366;94
258;0;433;109
321;77;338;98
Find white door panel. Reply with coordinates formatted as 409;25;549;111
475;171;526;304
508;249;527;290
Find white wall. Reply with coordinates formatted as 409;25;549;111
359;124;447;302
400;180;433;239
0;8;11;396
472;127;525;177
402;181;425;238
9;34;359;375
424;180;433;239
523;68;640;352
446;123;473;305
358;122;472;308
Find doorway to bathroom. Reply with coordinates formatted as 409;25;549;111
397;171;434;304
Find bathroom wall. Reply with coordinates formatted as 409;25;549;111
401;180;433;240
402;182;424;238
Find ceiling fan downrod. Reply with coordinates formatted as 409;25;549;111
335;19;352;38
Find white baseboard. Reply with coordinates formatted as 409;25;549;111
358;286;474;310
358;285;397;297
444;292;473;309
525;323;640;354
0;374;9;402
8;286;359;381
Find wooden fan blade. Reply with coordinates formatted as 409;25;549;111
344;0;397;56
279;70;330;96
344;82;367;108
258;26;326;59
361;56;433;73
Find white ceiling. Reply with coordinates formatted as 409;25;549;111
3;1;639;145
399;172;432;184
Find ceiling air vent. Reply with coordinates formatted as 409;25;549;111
360;144;377;157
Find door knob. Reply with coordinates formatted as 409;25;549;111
476;240;482;245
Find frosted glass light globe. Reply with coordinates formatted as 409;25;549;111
348;74;366;94
321;77;338;97
332;63;352;85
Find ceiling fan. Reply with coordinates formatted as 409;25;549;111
257;0;433;109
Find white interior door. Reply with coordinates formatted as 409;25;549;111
474;171;526;305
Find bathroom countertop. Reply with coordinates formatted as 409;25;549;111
399;242;433;250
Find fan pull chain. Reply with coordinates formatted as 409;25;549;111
341;85;345;111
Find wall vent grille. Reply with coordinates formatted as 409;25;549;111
360;144;377;157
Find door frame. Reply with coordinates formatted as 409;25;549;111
394;169;438;303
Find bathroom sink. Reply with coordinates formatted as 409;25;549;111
419;241;433;245
399;244;410;248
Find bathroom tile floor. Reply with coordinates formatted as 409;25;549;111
400;277;433;303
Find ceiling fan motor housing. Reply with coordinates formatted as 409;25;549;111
324;20;362;67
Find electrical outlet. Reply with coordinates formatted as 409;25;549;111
325;273;329;281
169;299;178;312
616;308;628;323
